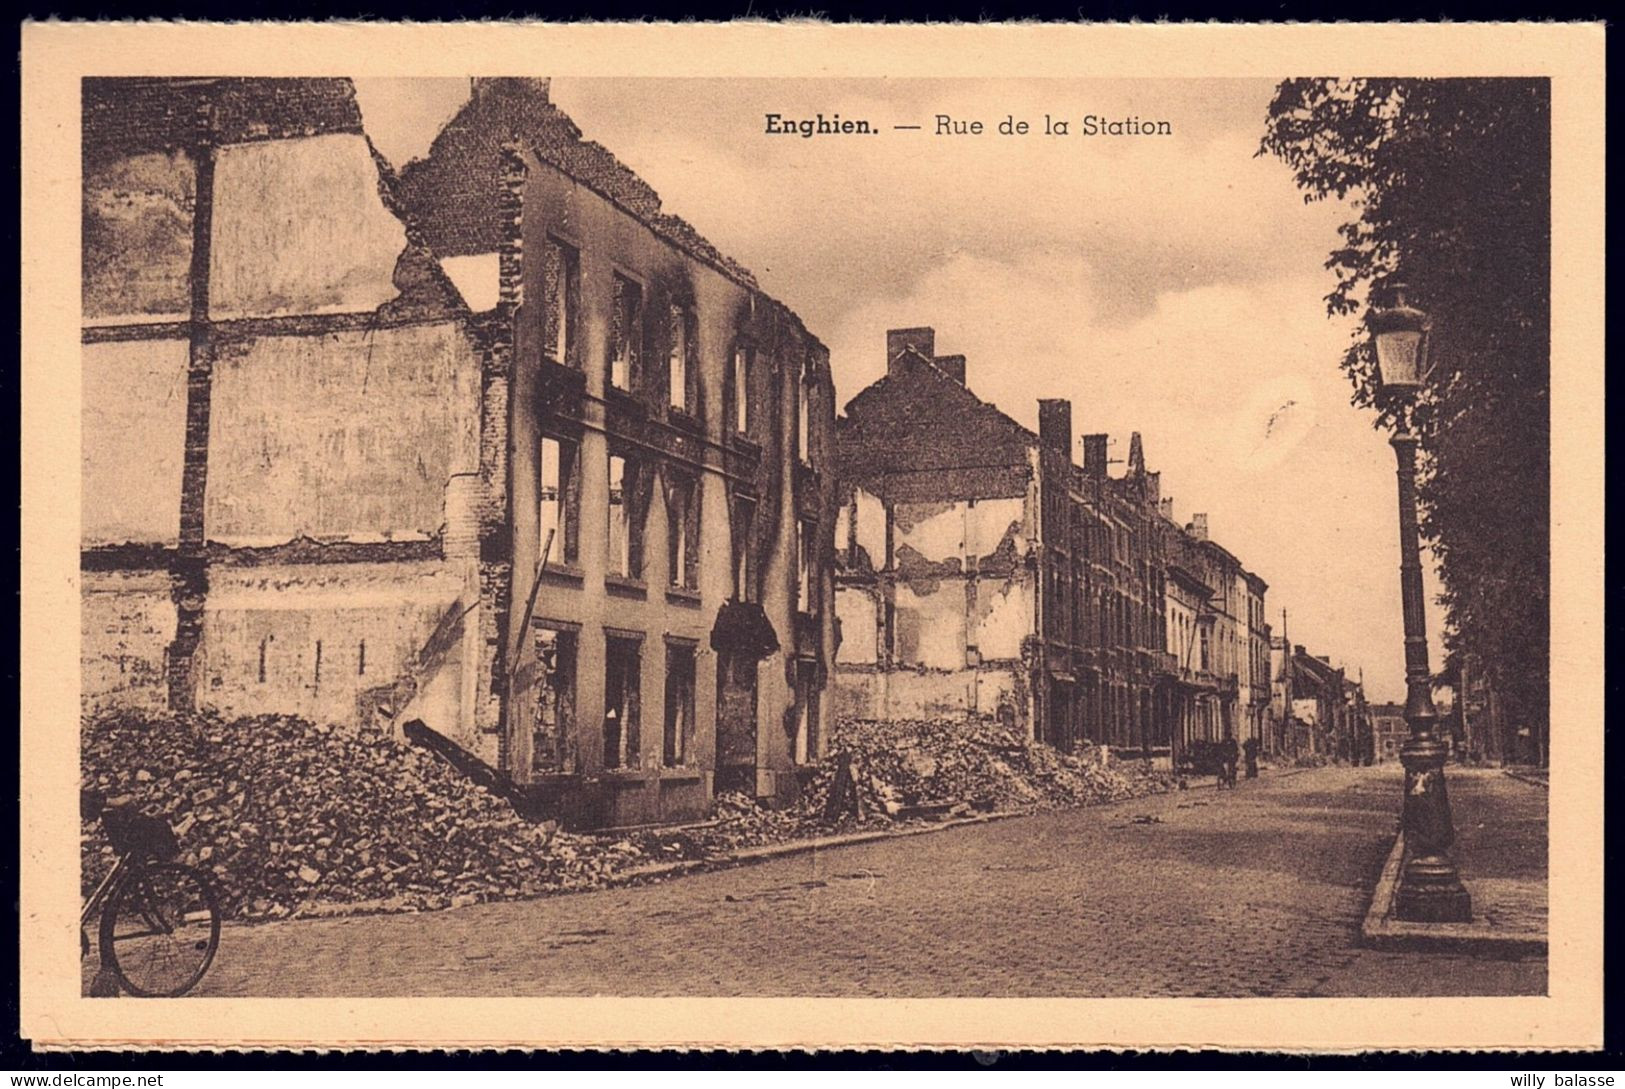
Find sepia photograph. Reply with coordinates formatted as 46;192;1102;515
19;21;1605;1053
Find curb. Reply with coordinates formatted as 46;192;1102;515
1503;768;1550;790
1360;830;1547;955
617;768;1315;884
259;770;1317;926
609;808;1030;885
239;799;1138;926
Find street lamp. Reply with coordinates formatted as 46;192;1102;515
1368;284;1472;923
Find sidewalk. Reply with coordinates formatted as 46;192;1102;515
1362;766;1547;953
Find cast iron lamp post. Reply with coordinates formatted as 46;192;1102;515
1368;284;1472;923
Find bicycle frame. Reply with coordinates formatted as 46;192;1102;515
80;853;130;932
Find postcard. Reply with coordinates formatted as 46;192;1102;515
18;20;1605;1052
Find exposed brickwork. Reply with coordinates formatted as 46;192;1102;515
837;352;1034;504
83;78;363;166
164;100;217;711
395;79;757;287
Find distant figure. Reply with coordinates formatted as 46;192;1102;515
1221;732;1240;789
1243;736;1260;779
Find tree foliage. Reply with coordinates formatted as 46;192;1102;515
1260;79;1550;755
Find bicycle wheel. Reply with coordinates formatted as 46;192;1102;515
99;862;221;997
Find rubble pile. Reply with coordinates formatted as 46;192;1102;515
82;708;1172;924
798;716;1175;819
80;709;647;921
620;792;826;861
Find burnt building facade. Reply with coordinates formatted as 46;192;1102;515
832;328;1187;758
80;77;836;828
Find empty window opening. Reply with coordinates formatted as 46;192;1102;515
796;519;814;613
732;347;750;434
607;454;634;578
796;361;812;464
544;238;579;367
610;274;641;391
794;660;820;765
539;436;581;566
666;474;699;590
668;303;692;412
731;496;757;603
603;635;642;769
533;627;577;775
664;643;696;767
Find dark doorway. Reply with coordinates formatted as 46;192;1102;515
715;651;758;795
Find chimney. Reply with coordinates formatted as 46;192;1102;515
471;77;551;102
1158;497;1174;521
1146;470;1160;506
887;327;935;372
1295;644;1306;657
1128;432;1146;476
931;354;966;384
1082;433;1109;477
1038;399;1073;459
1188;513;1209;541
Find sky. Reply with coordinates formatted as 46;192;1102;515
353;76;1447;705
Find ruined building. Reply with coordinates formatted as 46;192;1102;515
81;77;836;828
831;329;1182;757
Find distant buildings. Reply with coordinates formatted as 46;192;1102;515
1267;635;1372;762
1369;702;1407;763
831;328;1284;764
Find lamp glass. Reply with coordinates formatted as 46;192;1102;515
1375;328;1425;390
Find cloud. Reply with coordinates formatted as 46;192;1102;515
550;78;1350;333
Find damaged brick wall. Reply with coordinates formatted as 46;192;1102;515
81;78;486;748
833;353;1041;734
383;79;838;821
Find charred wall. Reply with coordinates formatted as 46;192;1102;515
832;352;1040;734
81;78;486;753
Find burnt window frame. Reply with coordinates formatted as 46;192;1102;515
608;270;644;394
603;631;643;770
663;638;697;768
542;236;581;369
663;468;701;591
606;448;650;581
538;433;582;568
666;299;699;416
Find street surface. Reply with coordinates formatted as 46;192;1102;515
183;764;1545;997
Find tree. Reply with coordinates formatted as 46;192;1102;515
1260;79;1549;764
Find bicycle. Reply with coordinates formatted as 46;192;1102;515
80;789;222;997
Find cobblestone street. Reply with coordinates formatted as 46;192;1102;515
181;765;1544;998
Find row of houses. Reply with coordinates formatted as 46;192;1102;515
1269;629;1376;764
828;329;1281;764
80;76;1368;829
